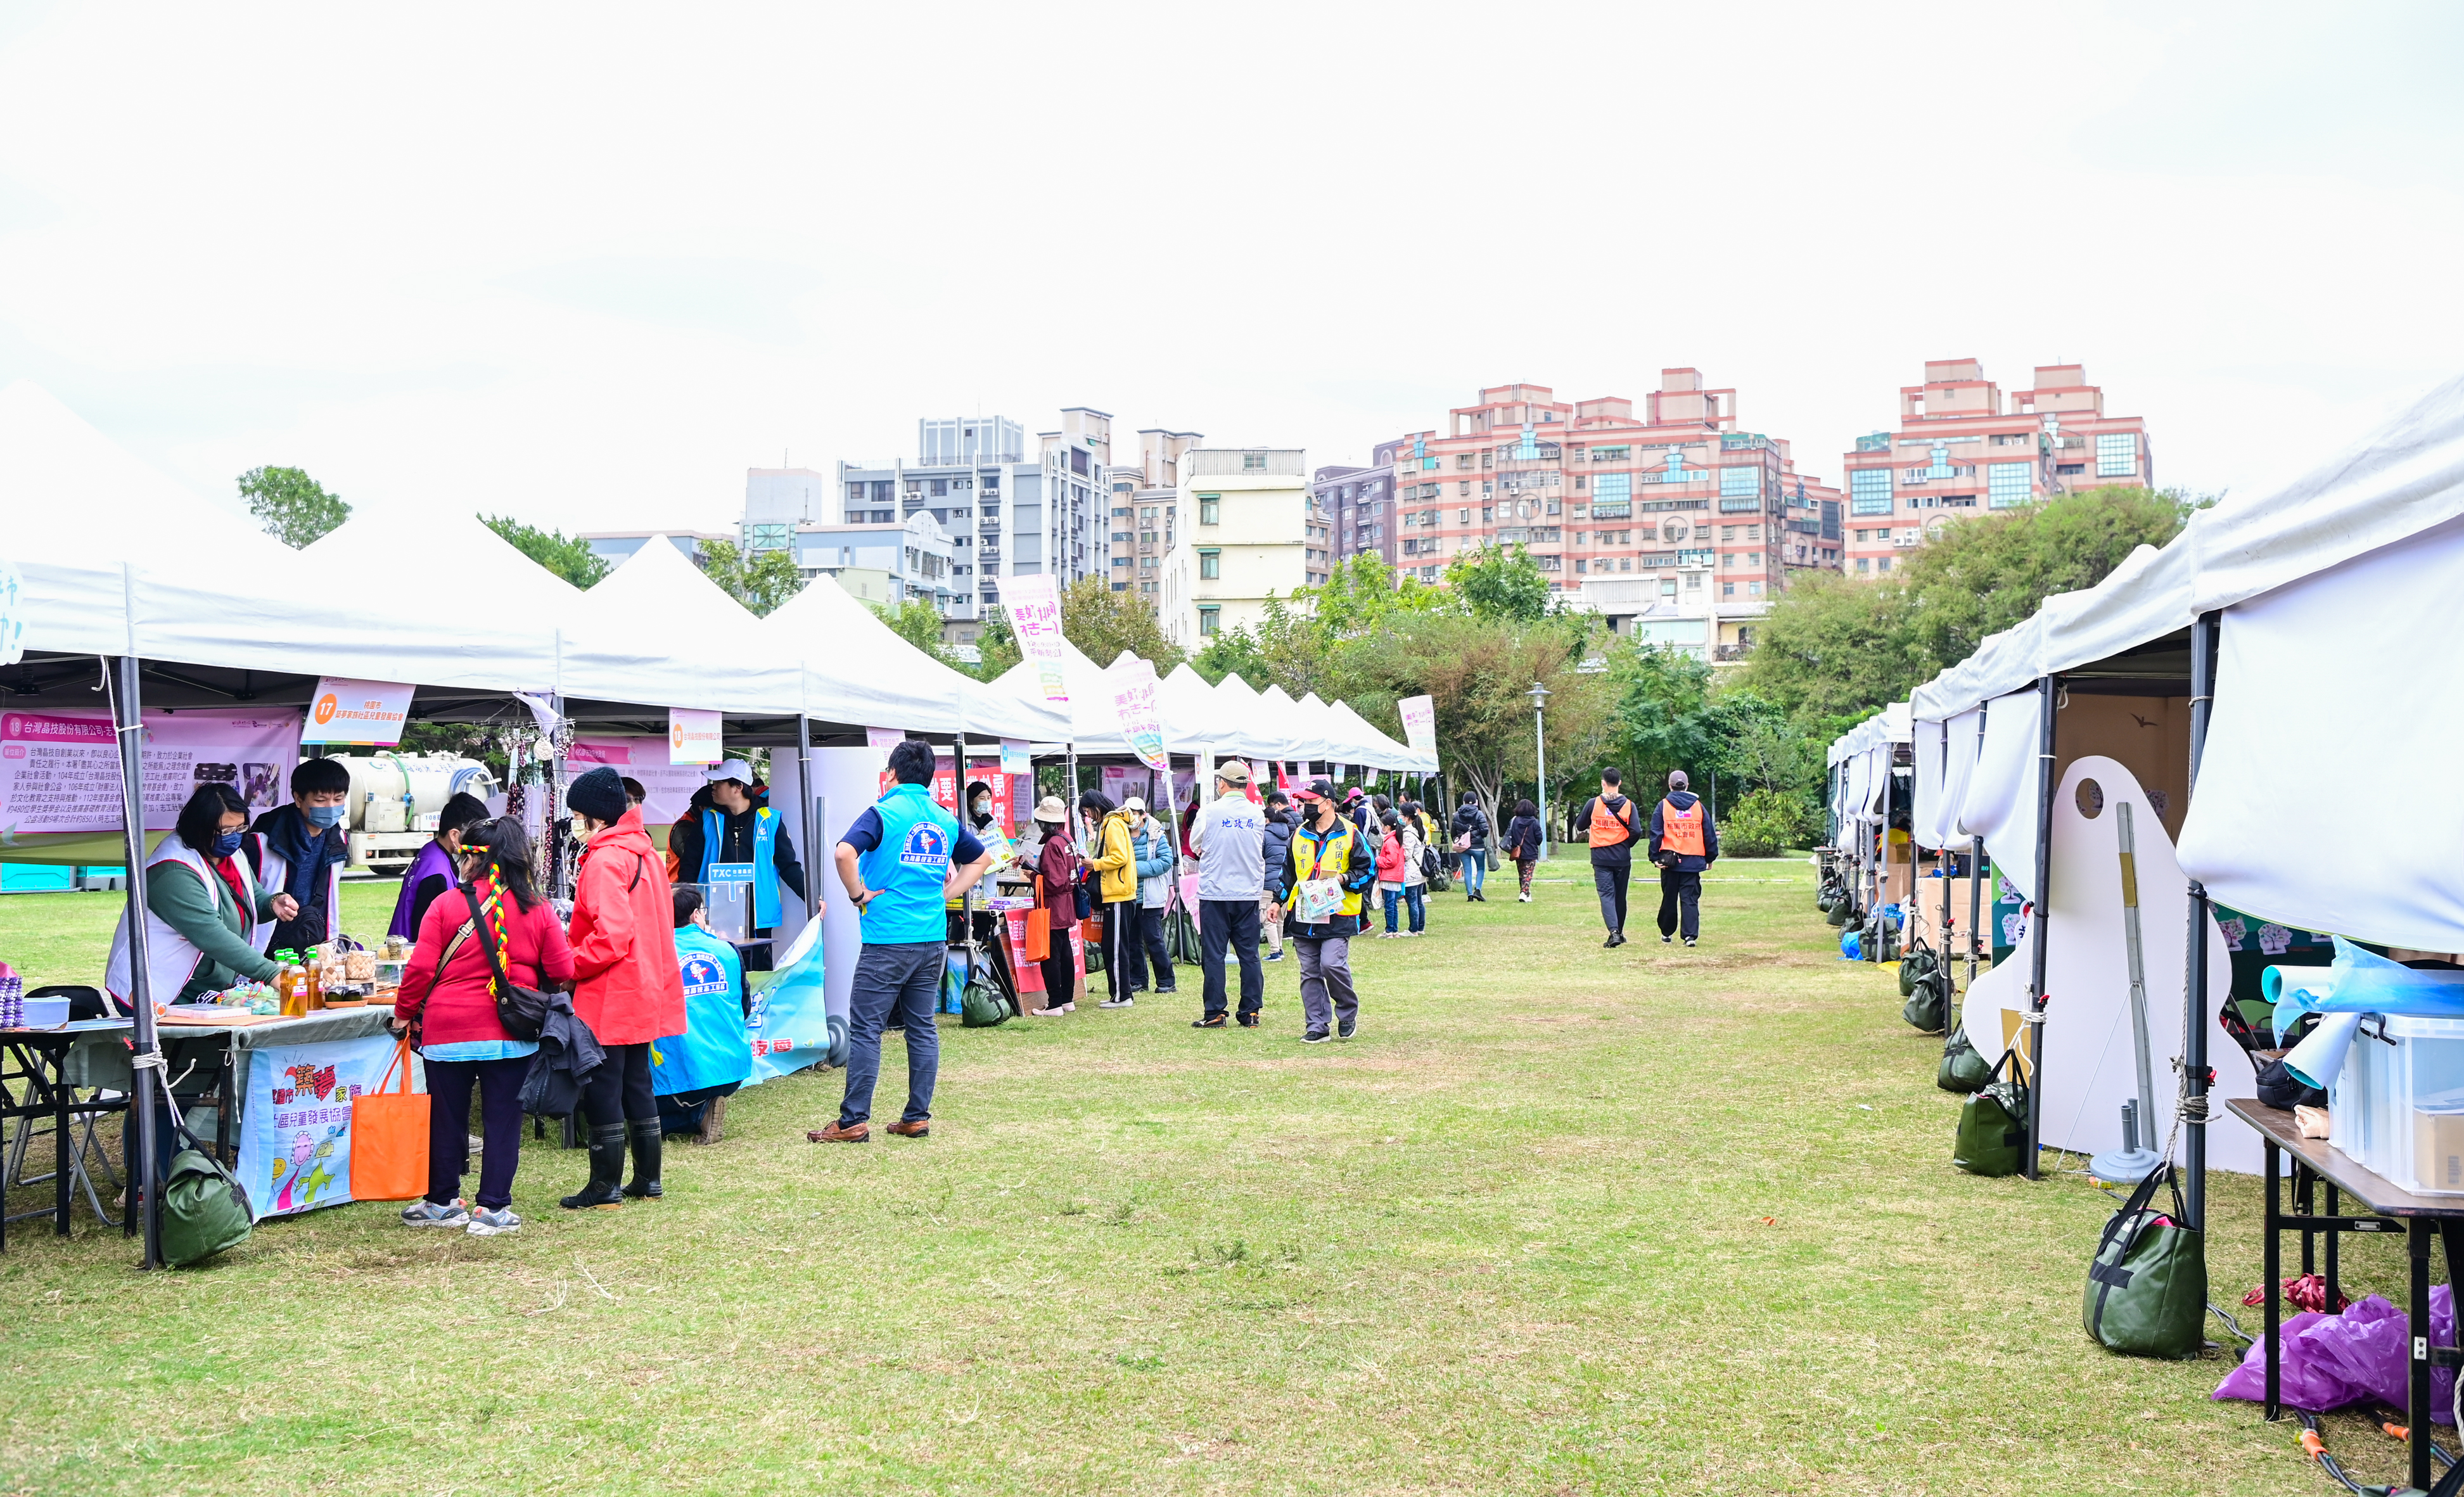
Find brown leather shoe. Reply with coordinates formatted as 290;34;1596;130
807;1121;869;1143
884;1119;930;1138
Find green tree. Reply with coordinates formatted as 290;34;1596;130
870;597;955;665
1191;621;1275;687
1059;577;1184;672
238;465;349;549
972;608;1021;681
1445;542;1552;622
699;540;806;618
1739;572;1925;727
480;514;612;588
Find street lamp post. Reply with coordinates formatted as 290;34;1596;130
1528;680;1551;863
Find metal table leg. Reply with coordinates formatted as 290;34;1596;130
2297;1164;2316;1278
2325;1183;2341;1309
2411;1217;2433;1493
2264;1138;2282;1421
53;1057;70;1237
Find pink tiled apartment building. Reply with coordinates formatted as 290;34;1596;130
1390;371;1844;605
1838;360;2153;577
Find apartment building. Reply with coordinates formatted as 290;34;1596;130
788;513;957;612
1839;360;2153;577
742;467;832;552
1314;457;1398;582
1392;374;1843;608
581;531;735;570
833;409;1113;652
1108;427;1201;599
1159;447;1312;647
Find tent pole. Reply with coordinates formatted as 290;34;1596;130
109;652;165;1269
2024;673;2058;1182
798;714;819;920
2183;609;2221;1230
1967;700;1988;991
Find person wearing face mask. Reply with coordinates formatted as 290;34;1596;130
107;783;300;1009
665;758;806;960
963;779;997;834
1275;779;1374;1044
244;756;354;954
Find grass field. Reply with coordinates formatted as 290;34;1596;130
0;856;2427;1494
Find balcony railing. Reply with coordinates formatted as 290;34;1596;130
1185;449;1306;478
1713;644;1750;662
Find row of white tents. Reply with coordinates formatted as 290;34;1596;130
1829;372;2464;1211
1;380;1432;771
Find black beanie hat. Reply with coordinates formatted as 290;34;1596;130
566;765;627;824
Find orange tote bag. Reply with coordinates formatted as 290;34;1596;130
350;1034;430;1201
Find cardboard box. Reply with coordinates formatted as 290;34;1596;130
2413;1110;2464;1194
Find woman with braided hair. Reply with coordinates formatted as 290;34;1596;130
390;818;574;1236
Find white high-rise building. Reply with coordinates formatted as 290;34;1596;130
1159;447;1312;648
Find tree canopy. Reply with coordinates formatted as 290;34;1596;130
239;466;348;549
870;597;957;665
1059;578;1184;674
699;540;806;618
481;514;612;588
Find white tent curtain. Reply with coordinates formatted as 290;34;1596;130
1960;686;2046;900
1937;706;1983;848
2179;511;2464;951
1910;717;1946;848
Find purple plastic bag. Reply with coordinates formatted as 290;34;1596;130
2213;1288;2456;1420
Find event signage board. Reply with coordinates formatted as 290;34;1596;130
1000;739;1031;776
1398;694;1438;767
565;739;705;826
668;708;723;766
0;558;24;667
745;916;838;1083
301;678;413;747
1109;658;1169;771
0;710;298;836
1006;574;1068;703
234;1033;398;1220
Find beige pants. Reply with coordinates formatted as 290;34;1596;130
1259;889;1284;953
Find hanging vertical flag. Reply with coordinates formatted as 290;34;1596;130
1006;575;1068;703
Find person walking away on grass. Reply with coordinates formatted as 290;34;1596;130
1189;760;1266;1029
1279;779;1374;1043
1019;794;1082;1015
1503;798;1543;902
1450;791;1491;901
1576;768;1643;948
560;767;686;1207
1649;770;1720;947
1259;789;1296;963
812;739;993;1141
1125;798;1178;995
392;818;571;1236
1081;791;1140;1008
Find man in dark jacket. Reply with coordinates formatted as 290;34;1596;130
1260;789;1296;964
246;756;353;953
1574;768;1644;948
667;760;807;948
1277;779;1376;1043
1647;770;1721;947
1449;791;1492;902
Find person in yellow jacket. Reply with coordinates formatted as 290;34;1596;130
1080;792;1141;1008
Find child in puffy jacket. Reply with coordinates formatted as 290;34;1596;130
1374;811;1423;937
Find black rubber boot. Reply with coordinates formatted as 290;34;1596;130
622;1118;663;1199
560;1123;629;1209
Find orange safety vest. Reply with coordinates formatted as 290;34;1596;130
1588;796;1636;848
1659;797;1706;858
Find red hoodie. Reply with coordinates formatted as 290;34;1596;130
566;807;686;1045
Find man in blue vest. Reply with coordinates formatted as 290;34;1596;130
810;737;994;1144
670;759;807;953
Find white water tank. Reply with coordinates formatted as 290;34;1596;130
330;753;501;834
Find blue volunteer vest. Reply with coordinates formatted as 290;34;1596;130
858;784;961;945
653;924;753;1095
701;806;781;929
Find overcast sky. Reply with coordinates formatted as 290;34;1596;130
2;1;2458;534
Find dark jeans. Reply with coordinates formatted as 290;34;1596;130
1381;884;1425;933
1126;903;1174;990
582;1042;656;1127
1593;858;1631;934
1658;866;1703;940
841;939;943;1125
425;1055;528;1210
1101;899;1139;999
1199;897;1263;1017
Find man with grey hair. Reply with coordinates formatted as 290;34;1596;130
1647;769;1720;946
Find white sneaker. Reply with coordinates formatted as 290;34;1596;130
401;1199;468;1228
1519;893;1531;903
465;1207;521;1237
1097;997;1135;1009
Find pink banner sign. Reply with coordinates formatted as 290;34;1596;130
0;710;300;837
565;739;708;827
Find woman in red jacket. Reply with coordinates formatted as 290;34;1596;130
390;819;573;1237
561;766;687;1209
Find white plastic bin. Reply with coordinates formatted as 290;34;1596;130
2332;1014;2464;1195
